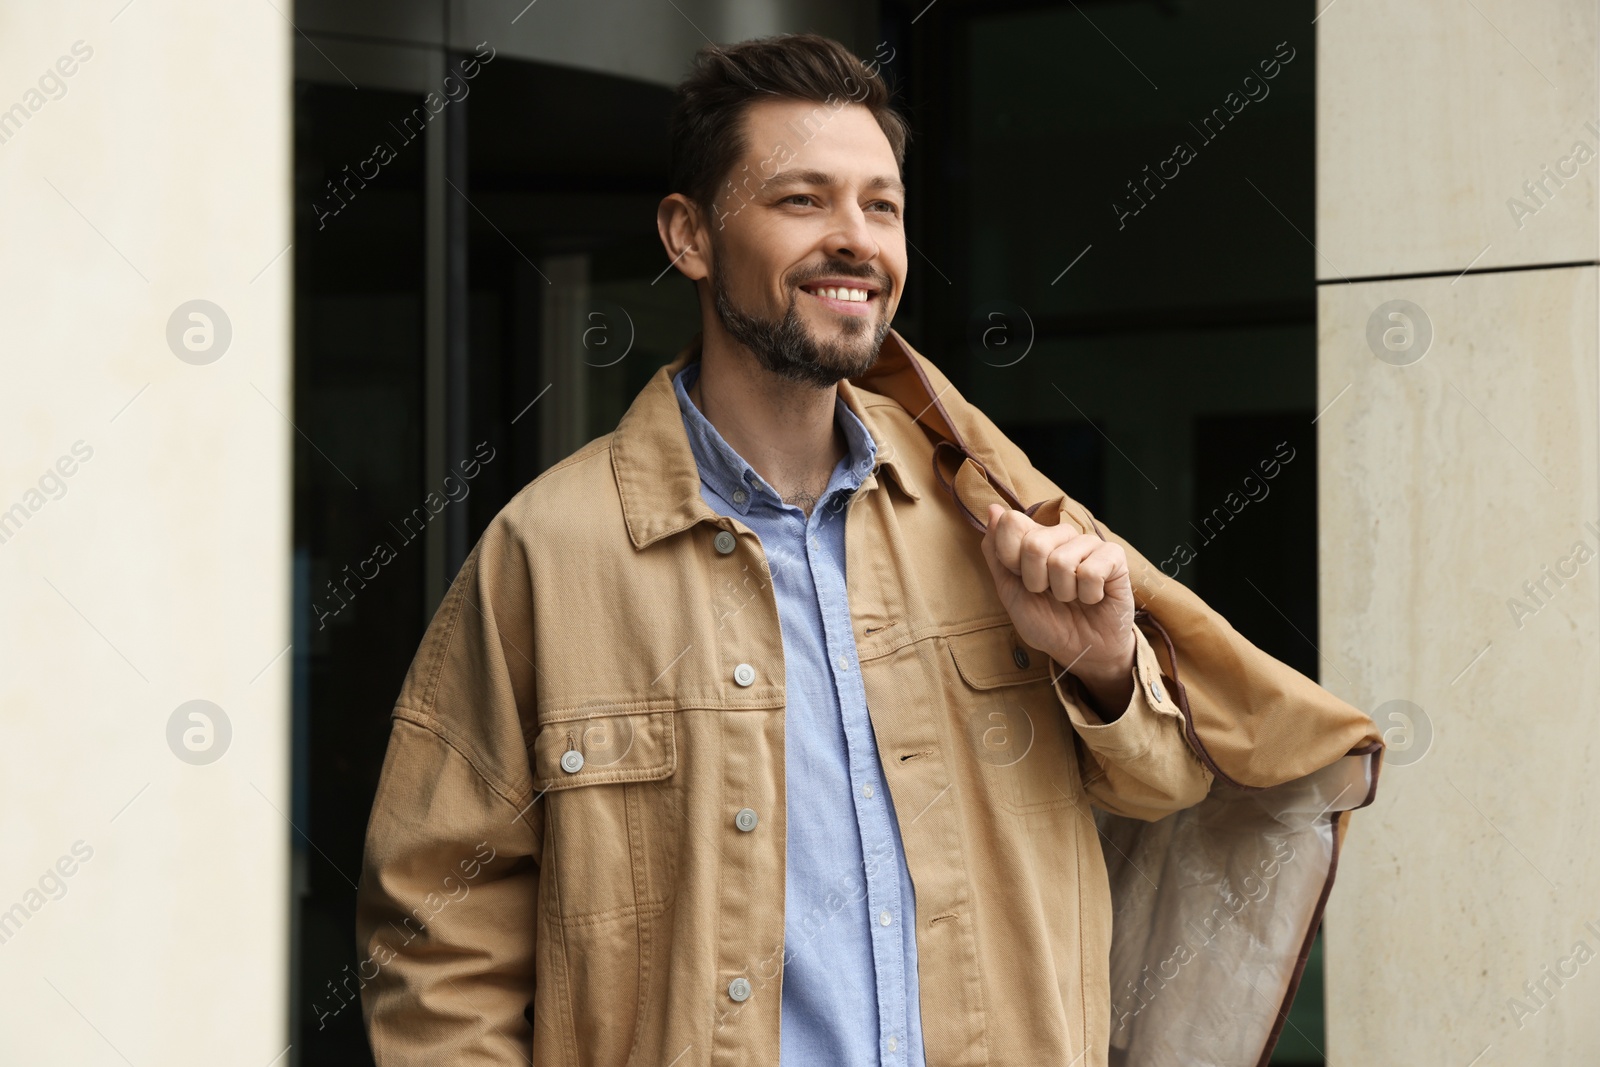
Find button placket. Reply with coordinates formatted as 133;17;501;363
813;516;913;1046
841;659;909;1040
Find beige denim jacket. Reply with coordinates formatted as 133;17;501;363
355;330;1219;1066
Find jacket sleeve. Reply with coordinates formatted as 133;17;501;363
1049;624;1212;820
356;520;544;1064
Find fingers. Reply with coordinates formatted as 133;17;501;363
1045;540;1082;603
1055;541;1127;604
988;507;1122;601
987;506;1040;587
1020;525;1074;594
979;505;1011;588
988;507;1060;592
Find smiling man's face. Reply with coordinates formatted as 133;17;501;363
701;97;907;388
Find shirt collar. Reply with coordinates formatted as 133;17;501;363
610;331;922;551
672;359;878;516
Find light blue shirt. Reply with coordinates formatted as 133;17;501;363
674;360;927;1067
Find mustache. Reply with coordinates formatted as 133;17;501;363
790;267;892;294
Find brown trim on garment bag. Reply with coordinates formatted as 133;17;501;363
1251;743;1380;1064
931;438;1049;533
1127;604;1243;789
1255;807;1349;1067
897;334;966;455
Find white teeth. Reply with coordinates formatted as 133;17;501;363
809;286;870;302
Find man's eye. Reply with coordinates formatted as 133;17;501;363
870;201;901;216
782;194;815;206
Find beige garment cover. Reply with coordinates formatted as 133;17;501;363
852;328;1385;1067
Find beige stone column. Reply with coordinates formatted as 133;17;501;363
0;3;292;1064
1318;2;1600;1062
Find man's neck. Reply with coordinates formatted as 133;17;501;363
687;336;848;519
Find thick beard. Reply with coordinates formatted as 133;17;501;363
710;252;889;388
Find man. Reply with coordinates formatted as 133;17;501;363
356;33;1378;1067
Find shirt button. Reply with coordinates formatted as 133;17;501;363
735;807;759;832
732;488;748;505
560;750;584;774
836;654;849;672
1151;680;1164;704
863;784;873;798
728;977;752;1002
714;530;736;554
733;663;755;687
888;1036;899;1052
879;910;892;926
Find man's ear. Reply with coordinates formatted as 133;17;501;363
656;193;710;283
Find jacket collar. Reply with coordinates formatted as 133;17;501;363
612;329;923;550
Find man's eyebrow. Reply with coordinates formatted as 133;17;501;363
761;169;906;199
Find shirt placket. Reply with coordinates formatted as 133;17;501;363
806;471;914;1065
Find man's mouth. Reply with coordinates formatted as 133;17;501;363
797;281;881;315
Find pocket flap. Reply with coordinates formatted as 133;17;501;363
531;710;676;791
947;624;1051;689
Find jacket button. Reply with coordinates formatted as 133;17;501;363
560;750;584;774
728;977;752;1002
1012;647;1030;669
733;663;755;687
714;530;736;554
735;807;758;832
1151;680;1164;704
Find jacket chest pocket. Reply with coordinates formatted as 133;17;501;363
531;710;680;926
946;624;1083;815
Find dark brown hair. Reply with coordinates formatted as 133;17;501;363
668;33;911;220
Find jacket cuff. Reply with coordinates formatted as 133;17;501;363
1050;625;1176;759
